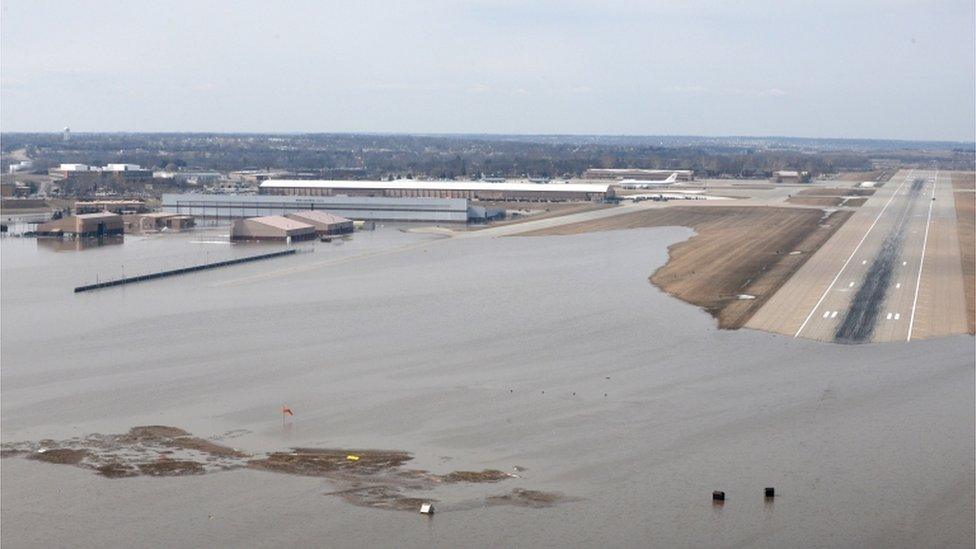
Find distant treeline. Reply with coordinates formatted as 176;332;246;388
3;133;973;178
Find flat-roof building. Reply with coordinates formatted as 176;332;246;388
36;212;124;237
772;170;809;183
583;169;695;181
230;216;317;242
162;194;478;223
258;180;613;202
50;164;153;184
123;212;195;233
75;199;149;214
285;210;354;235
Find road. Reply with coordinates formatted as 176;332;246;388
747;169;969;342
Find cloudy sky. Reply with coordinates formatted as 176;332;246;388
2;0;974;140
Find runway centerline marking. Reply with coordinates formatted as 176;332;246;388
907;171;937;341
793;172;913;338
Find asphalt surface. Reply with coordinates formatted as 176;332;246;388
747;169;970;342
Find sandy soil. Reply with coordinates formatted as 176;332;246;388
835;170;886;182
518;206;852;328
471;201;612;230
952;172;975;333
786;196;845;207
797;188;876;197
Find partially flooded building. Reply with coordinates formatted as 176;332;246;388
284;211;354;235
36;212;124;237
123;212;196;233
230;216;316;242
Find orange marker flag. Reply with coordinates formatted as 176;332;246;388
282;406;294;416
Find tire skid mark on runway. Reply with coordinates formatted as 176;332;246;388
834;178;926;343
793;172;913;338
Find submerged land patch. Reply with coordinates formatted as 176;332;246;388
1;426;568;512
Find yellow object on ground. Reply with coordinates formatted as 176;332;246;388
346;455;360;461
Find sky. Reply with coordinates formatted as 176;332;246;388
1;0;974;141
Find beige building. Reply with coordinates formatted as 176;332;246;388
772;170;809;183
285;211;354;235
123;212;195;233
75;199;149;214
230;216;317;242
36;212;124;237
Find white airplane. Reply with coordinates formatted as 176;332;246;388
617;172;679;189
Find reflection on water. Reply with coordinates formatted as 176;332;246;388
36;236;125;252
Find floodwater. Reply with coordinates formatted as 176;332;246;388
1;224;973;548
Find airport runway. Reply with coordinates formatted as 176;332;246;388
747;169;970;342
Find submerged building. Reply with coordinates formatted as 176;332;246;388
230;216;317;242
285;211;354;235
258;180;613;202
36;212;124;237
122;212;195;233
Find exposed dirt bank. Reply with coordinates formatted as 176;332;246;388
952;172;975;333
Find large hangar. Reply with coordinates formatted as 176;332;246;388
230;216;317;242
258;180;614;202
162;194;472;222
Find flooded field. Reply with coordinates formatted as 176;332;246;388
1;224;973;548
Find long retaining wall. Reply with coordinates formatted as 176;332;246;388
74;249;297;293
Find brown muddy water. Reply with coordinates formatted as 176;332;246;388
1;224;973;548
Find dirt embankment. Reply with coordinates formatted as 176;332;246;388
951;172;975;333
519;206;852;329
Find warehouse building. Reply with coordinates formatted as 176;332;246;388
36;212;124;237
75;199;149;214
772;170;809;183
49;163;153;184
583;169;695;181
258;180;613;202
123;212;196;233
285;211;353;235
162;194;477;222
230;216;317;242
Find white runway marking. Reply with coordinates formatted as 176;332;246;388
830;311;838;319
895;313;901;320
849;281;855;287
862;259;868;264
887;313;893;320
823;311;831;318
902;261;907;266
896;282;901;289
908;171;938;341
793;173;912;338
